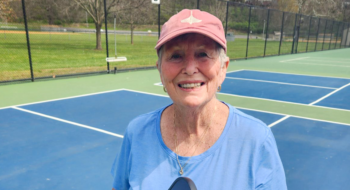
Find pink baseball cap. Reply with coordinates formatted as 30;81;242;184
155;9;227;53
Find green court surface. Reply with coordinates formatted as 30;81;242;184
1;48;350;125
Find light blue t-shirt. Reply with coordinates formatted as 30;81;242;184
112;103;287;190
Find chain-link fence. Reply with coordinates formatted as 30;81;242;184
223;1;350;60
0;2;31;82
1;0;350;83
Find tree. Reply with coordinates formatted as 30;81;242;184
73;0;120;50
276;0;299;13
0;0;17;22
116;0;148;44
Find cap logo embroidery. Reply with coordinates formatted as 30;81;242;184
181;11;202;25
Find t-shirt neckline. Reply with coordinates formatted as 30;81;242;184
155;102;234;162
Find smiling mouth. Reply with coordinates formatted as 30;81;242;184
178;82;205;89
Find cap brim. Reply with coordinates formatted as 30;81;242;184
155;28;226;53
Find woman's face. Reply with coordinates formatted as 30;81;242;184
158;33;228;108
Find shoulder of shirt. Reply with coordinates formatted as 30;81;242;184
124;105;166;137
227;104;271;141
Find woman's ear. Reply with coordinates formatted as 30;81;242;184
157;61;164;85
156;60;162;73
223;57;229;69
219;57;229;85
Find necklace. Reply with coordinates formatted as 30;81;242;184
173;105;216;175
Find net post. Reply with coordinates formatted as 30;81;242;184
328;20;334;50
21;0;34;82
315;18;321;51
263;9;270;57
103;0;110;73
245;6;252;59
278;12;285;55
291;13;298;54
225;1;229;38
322;20;328;50
306;16;312;52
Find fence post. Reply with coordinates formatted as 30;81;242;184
336;22;343;49
264;9;270;57
21;0;34;82
295;15;302;53
225;1;229;37
103;0;110;73
328;20;334;50
346;23;350;48
278;12;285;55
306;16;312;52
245;6;252;59
333;22;339;49
322;20;328;50
291;14;298;54
315;18;321;51
158;4;160;39
197;0;200;9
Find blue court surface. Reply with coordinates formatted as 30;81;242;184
1;89;349;189
222;70;350;110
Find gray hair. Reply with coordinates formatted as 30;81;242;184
157;44;228;71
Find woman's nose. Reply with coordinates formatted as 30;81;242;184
182;56;198;75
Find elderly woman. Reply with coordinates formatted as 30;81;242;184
112;9;287;190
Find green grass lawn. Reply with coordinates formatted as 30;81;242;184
0;30;335;81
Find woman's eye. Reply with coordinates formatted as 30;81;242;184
170;54;181;59
198;52;208;57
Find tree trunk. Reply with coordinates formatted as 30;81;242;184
46;5;53;25
95;23;103;50
131;22;134;44
130;7;134;45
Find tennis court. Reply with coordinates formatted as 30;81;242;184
1;48;350;189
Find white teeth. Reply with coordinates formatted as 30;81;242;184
180;83;201;88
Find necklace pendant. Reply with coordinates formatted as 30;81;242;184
179;169;183;175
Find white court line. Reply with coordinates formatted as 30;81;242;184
309;83;350;105
236;106;350;127
280;61;350;68
126;90;350;127
225;77;337;90
124;89;169;98
280;57;310;62
242;69;350;80
152;78;350;112
12;106;124;138
124;90;350;127
218;92;350;112
226;69;245;74
0;89;125;110
310;57;350;61
268;116;290;128
2;88;350;130
304;59;350;64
